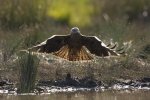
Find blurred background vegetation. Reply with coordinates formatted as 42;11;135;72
0;0;150;27
0;0;150;83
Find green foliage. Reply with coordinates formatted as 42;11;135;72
101;0;150;21
0;0;47;28
0;0;94;28
1;0;150;28
18;52;39;93
47;0;94;26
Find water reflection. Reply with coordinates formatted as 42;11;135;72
1;90;150;100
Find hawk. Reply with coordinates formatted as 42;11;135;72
28;27;120;61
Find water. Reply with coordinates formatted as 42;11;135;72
0;90;150;100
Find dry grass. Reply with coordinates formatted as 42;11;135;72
36;53;150;83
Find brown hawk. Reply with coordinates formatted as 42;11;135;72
28;27;119;61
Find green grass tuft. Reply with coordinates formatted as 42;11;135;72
17;52;39;93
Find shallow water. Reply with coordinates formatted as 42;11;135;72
0;90;150;100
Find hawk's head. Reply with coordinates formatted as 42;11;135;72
70;27;81;35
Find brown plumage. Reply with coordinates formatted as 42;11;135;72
28;27;119;61
52;45;93;61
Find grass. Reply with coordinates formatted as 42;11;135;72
35;55;150;86
17;52;39;93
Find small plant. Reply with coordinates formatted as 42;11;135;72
18;51;39;93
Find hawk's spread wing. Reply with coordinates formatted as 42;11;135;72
81;35;119;57
28;35;70;53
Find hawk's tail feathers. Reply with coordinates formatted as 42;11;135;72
53;45;69;60
79;47;93;60
53;45;93;61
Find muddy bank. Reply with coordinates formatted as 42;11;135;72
0;74;150;94
35;75;150;92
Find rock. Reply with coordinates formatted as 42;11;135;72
97;81;103;86
37;80;53;86
52;73;80;87
84;80;97;88
0;81;7;86
64;73;80;87
35;86;45;93
79;77;98;88
53;80;65;87
116;79;133;85
0;79;13;86
141;83;150;87
66;73;71;80
140;77;150;82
